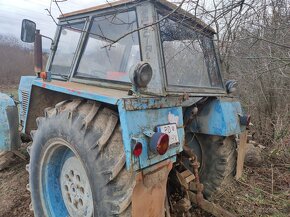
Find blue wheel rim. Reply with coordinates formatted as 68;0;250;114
40;139;93;217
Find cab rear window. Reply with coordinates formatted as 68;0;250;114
159;15;223;88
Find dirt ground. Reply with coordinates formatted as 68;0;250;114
0;157;32;217
212;156;290;216
0;144;289;217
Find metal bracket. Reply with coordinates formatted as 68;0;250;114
143;129;155;138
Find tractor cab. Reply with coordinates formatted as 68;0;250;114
47;0;225;96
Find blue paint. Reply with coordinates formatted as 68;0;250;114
0;93;17;151
43;146;70;217
187;99;245;136
19;76;185;170
19;76;118;133
118;100;184;170
18;76;36;92
33;80;119;105
169;108;179;117
18;76;37;130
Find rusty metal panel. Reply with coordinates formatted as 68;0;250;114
118;99;184;170
60;0;135;18
132;160;172;217
33;80;129;105
122;97;183;110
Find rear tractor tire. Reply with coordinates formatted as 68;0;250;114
187;134;237;199
27;100;133;217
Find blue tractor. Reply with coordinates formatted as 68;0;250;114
0;0;249;216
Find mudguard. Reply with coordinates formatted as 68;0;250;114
0;93;20;151
186;98;246;136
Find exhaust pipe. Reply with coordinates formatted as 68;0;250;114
34;29;43;75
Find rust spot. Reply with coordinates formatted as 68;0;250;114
66;88;82;95
46;80;127;98
132;161;172;217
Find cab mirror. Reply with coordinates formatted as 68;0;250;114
21;19;36;43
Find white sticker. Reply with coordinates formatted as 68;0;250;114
168;112;179;125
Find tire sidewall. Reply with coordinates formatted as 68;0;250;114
196;135;237;199
29;112;104;217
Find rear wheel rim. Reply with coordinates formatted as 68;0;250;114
40;139;93;217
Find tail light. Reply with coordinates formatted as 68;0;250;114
150;132;169;155
133;142;142;157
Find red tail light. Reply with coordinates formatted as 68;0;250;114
133;142;142;157
150;132;169;155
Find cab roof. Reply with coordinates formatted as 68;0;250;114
61;0;215;34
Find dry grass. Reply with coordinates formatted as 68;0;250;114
213;144;290;217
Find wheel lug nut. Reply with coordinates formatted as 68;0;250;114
79;199;83;206
74;201;78;209
80;187;84;194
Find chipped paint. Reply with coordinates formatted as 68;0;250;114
118;100;184;170
168;111;179;125
186;98;245;136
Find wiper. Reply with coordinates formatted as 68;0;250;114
51;73;69;80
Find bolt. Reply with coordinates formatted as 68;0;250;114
79;199;83;206
74;200;78;209
67;194;72;203
80;187;84;194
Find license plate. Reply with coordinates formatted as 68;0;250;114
157;124;179;145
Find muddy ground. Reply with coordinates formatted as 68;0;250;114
0;144;289;217
0;157;32;217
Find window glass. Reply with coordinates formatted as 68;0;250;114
76;11;140;82
50;22;85;76
159;16;223;88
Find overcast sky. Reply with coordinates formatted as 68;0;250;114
0;0;108;49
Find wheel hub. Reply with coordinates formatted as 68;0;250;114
60;155;93;217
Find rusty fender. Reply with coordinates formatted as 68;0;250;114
132;160;173;217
